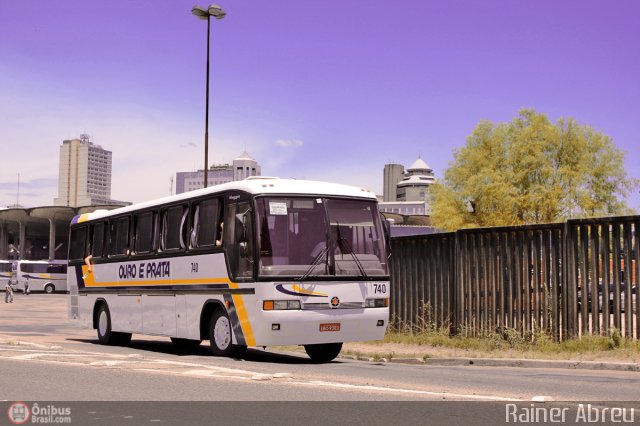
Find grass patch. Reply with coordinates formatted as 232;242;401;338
385;306;640;359
382;329;640;359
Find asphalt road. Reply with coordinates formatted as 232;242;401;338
2;294;640;404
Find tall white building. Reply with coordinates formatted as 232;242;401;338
233;150;261;181
175;150;261;194
53;135;128;207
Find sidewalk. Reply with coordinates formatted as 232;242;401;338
338;341;640;372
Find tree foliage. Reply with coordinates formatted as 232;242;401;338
430;109;638;231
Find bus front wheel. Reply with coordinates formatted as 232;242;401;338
44;284;54;294
304;343;343;363
209;310;246;358
96;304;131;346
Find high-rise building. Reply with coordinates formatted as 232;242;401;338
175;150;261;194
53;135;128;207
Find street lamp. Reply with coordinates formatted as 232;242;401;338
191;4;226;188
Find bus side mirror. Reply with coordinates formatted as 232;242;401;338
383;218;394;257
383;218;394;236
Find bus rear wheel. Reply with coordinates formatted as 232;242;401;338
209;310;246;358
304;343;343;363
44;284;54;294
96;303;131;346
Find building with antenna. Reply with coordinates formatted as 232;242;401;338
175;150;261;194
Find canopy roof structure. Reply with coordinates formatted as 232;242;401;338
0;205;121;260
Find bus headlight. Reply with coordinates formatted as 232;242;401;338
263;300;301;311
365;298;389;308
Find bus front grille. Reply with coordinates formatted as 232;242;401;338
303;302;364;310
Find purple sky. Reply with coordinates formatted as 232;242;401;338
1;0;638;210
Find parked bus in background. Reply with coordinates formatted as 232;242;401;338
67;178;390;362
0;260;15;288
15;260;68;293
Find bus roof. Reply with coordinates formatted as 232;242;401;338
72;178;377;224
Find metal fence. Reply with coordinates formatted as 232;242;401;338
389;233;455;332
389;215;638;341
566;217;639;339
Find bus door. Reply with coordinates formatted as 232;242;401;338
224;194;255;281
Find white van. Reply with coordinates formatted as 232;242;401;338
15;260;68;293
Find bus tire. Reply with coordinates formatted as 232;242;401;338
209;310;244;358
44;284;55;294
96;304;113;345
96;303;131;346
171;337;202;351
304;343;343;363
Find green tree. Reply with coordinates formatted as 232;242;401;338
430;109;638;231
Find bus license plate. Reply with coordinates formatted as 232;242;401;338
319;323;341;332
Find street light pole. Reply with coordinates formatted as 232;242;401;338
192;4;226;189
204;15;210;188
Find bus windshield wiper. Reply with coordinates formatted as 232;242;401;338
336;225;369;280
296;242;329;282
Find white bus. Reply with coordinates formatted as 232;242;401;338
15;260;68;293
0;260;15;286
67;178;390;362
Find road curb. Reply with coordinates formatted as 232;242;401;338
341;354;640;372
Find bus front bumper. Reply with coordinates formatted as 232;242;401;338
249;308;389;346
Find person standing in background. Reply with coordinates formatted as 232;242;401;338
4;280;13;303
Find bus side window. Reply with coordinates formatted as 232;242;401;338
160;210;168;251
91;222;105;259
190;205;200;248
69;226;88;262
180;207;189;250
48;264;66;274
134;212;154;254
151;211;159;252
161;205;186;251
192;198;220;248
108;217;130;257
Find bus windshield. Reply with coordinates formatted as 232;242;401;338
256;196;388;279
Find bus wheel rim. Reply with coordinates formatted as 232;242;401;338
98;310;108;336
214;317;231;350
